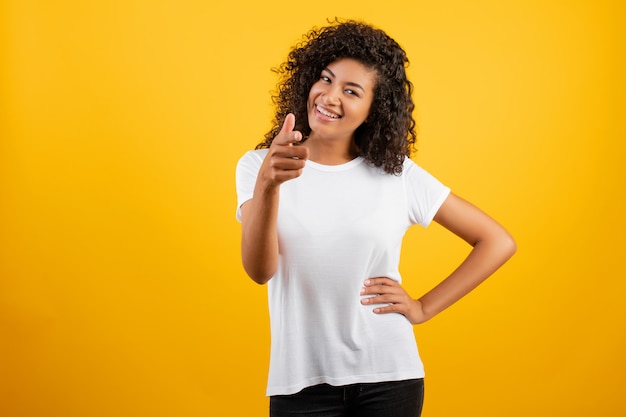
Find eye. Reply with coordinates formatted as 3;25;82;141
345;89;360;97
321;76;331;83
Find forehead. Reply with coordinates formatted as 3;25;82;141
325;58;377;86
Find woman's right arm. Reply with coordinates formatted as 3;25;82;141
240;114;308;284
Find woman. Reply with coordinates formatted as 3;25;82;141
236;20;516;417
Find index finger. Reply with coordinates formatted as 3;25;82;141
364;277;399;287
274;113;302;146
280;113;295;134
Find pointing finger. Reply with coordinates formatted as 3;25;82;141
274;113;302;146
364;277;399;287
280;113;295;134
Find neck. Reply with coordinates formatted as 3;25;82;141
304;135;358;165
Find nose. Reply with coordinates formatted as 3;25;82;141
322;86;341;105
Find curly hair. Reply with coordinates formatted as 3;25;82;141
256;19;417;175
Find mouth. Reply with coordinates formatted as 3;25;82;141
315;105;342;119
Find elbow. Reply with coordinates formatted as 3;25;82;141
241;247;277;285
249;273;273;285
476;228;517;262
501;231;517;260
243;263;275;285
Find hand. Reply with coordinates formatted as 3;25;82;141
360;277;427;324
259;113;309;186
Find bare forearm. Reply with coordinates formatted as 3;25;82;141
239;114;307;284
241;184;280;284
418;230;516;321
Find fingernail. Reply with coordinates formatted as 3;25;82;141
361;298;369;304
364;279;371;285
360;287;365;295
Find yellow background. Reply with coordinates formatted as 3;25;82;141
1;0;624;416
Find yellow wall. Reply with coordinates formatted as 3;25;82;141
1;0;624;415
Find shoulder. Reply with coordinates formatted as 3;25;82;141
237;148;269;169
401;157;428;177
401;157;449;190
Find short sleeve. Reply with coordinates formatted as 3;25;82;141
235;149;268;222
403;158;451;227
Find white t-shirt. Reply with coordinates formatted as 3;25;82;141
236;149;450;396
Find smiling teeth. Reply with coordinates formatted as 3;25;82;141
317;105;341;119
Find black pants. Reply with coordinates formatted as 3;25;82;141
270;379;424;417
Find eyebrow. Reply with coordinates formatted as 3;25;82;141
322;67;366;92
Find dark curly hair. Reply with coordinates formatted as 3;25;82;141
256;19;417;175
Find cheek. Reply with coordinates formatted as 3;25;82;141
308;86;322;103
349;103;372;122
361;99;374;120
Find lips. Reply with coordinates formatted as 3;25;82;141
316;105;342;119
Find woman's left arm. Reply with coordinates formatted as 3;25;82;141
361;192;516;324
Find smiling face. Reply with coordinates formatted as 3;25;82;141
307;58;377;145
